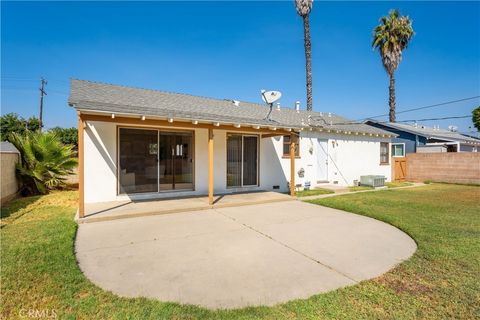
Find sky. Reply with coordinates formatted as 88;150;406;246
1;1;479;133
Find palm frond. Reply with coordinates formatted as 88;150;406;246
12;130;78;195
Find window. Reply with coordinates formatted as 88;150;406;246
283;134;300;157
391;143;405;157
380;142;389;164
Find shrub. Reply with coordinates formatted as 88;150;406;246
48;127;78;148
9;131;78;195
0;113;40;141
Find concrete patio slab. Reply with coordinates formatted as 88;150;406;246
79;191;293;223
75;201;416;309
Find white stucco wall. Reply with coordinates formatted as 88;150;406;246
269;131;392;188
324;135;391;186
83;121;392;203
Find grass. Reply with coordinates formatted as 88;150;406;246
385;181;414;188
348;185;374;192
349;181;414;192
295;187;334;197
1;184;479;319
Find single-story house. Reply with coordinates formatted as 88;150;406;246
70;80;395;217
365;120;480;154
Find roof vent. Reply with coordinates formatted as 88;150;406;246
295;101;300;112
232;100;240;107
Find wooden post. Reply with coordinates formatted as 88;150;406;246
78;114;85;218
208;128;214;205
290;132;296;196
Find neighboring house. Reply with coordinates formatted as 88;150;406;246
0;141;20;204
69;80;395;217
366;120;480;155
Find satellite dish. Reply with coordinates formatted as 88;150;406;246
448;125;458;132
261;90;282;104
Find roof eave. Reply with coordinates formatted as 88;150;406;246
76;108;303;131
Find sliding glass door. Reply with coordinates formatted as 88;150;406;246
159;131;193;191
227;134;258;187
119;128;159;194
119;128;193;194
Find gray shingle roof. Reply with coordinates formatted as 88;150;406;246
69;79;393;136
0;141;19;153
367;121;480;144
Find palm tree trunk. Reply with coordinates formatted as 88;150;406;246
303;14;313;111
389;73;396;122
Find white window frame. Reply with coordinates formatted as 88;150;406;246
391;143;406;157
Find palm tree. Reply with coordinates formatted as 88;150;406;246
295;0;314;111
9;131;78;195
372;9;414;122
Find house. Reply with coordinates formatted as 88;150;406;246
366;120;480;154
69;80;395;217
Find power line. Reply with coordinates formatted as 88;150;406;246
309;114;472;127
1;87;67;95
395;115;471;122
1;76;38;81
357;96;480;121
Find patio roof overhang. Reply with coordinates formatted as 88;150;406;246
76;108;300;136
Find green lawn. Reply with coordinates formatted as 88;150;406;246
385;181;414;188
296;187;334;197
348;185;374;192
349;181;414;192
1;184;479;319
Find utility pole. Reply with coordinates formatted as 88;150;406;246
39;77;47;131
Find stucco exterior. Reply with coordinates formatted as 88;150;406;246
83;121;391;204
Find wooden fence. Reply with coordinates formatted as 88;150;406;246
404;153;480;184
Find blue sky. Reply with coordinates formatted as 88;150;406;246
1;1;479;133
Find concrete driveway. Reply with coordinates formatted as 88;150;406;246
75;200;416;309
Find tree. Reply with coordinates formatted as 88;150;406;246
473;106;480;131
372;9;414;122
49;127;78;148
8;131;78;195
0;113;40;141
295;0;314;111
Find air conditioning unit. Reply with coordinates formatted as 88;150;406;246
360;175;386;188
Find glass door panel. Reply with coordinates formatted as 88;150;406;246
243;136;258;185
227;134;242;187
159;133;174;191
159;131;193;191
119;128;158;194
173;132;193;190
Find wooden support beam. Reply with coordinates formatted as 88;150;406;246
290;132;296;197
261;133;287;138
208;128;214;205
79;114;284;135
77;113;85;218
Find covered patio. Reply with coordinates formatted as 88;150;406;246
77;191;293;223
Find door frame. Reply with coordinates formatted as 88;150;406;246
315;138;329;182
226;133;260;188
116;125;195;195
